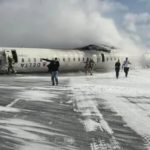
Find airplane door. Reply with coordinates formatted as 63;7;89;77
4;49;18;63
4;49;13;63
101;53;105;62
11;50;18;63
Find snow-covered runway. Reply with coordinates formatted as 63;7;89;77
0;69;150;150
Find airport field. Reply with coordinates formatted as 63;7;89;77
0;69;150;150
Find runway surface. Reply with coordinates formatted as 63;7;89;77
0;69;150;150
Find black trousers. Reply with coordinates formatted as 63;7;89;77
124;67;129;77
115;68;120;78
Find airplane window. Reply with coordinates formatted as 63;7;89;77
34;58;36;62
22;58;24;62
107;57;109;61
83;57;85;62
111;57;112;61
78;58;80;61
73;58;75;61
63;58;65;62
28;58;31;62
40;58;43;62
68;58;70;61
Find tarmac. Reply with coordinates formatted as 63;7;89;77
0;70;149;150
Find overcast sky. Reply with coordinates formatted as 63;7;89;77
0;0;149;53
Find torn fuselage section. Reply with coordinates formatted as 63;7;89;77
76;44;115;53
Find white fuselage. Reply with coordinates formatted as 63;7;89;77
0;47;122;73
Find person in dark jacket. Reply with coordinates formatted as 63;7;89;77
115;59;121;79
42;57;60;85
51;58;60;85
84;58;90;75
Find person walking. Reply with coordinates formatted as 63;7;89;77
122;57;131;77
51;58;60;85
42;58;60;85
115;59;121;78
89;58;95;75
7;56;15;74
84;58;90;75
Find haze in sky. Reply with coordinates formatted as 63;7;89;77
0;0;149;53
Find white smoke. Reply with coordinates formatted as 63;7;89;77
0;0;146;57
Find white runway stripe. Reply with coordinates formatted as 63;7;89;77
7;98;20;107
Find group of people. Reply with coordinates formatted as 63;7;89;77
115;57;131;79
7;55;131;85
44;57;95;86
45;57;131;85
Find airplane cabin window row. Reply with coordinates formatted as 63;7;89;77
21;56;117;63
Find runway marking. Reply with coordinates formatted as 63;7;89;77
7;98;20;107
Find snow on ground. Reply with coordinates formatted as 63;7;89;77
69;68;150;149
1;69;150;150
